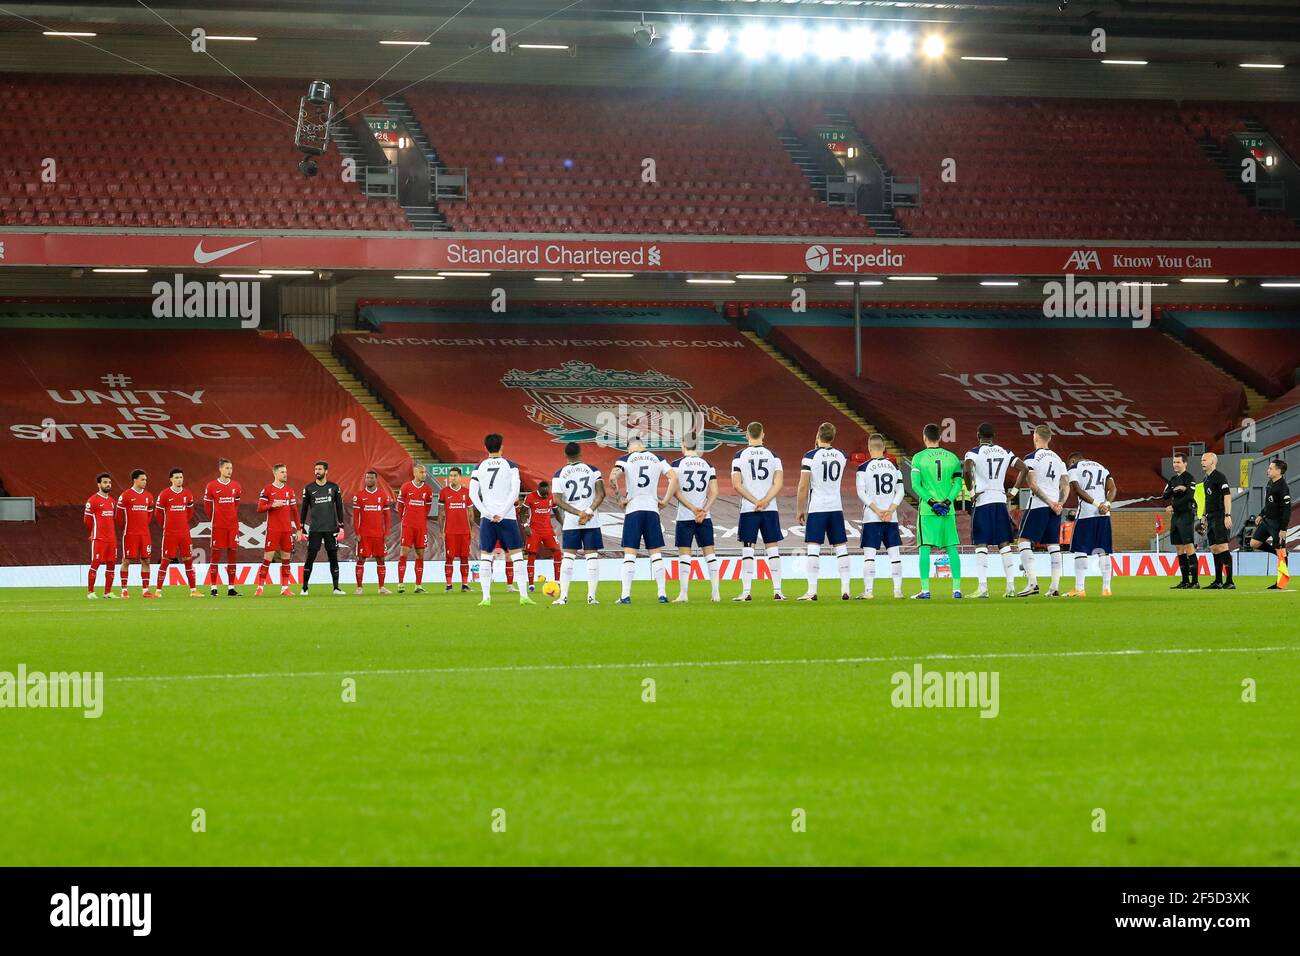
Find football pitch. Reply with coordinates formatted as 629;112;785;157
2;578;1297;867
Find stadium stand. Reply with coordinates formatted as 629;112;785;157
1161;310;1300;398
746;307;1249;496
838;96;1300;240
0;75;409;230
402;85;868;236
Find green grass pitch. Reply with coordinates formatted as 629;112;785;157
2;578;1297;866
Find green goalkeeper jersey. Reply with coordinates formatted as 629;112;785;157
911;447;964;517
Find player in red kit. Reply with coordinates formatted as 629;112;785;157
254;463;299;597
353;468;393;594
116;468;156;598
84;472;119;599
154;467;200;597
396;462;435;593
524;480;562;590
204;458;242;596
437;466;474;593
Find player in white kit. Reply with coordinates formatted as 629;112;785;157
795;422;851;600
469;432;534;606
731;421;785;601
670;436;721;603
1065;452;1117;597
962;422;1022;598
552;441;606;605
855;434;905;599
1012;424;1070;597
609;436;675;604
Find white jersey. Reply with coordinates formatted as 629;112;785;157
469;456;521;520
1023;448;1068;511
856;457;904;524
671;454;716;522
612;450;672;514
553;461;602;531
733;445;782;513
801;446;847;514
964;443;1019;508
1069;458;1112;520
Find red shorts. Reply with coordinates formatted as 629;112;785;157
527;533;559;554
211;526;238;550
264;530;294;553
400;525;428;550
161;534;193;560
444;533;470;558
90;539;118;564
122;533;152;559
359;535;387;559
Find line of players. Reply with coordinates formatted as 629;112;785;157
81;419;1290;602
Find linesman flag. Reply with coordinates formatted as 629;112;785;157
1278;549;1291;590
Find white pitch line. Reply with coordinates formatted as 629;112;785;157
108;644;1300;685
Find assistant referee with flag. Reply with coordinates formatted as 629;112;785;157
300;459;346;595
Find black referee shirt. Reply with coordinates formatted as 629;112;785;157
1262;478;1292;524
1202;469;1230;515
300;480;345;532
1163;471;1197;515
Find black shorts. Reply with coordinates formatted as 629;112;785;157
1251;518;1284;550
1169;512;1196;546
1205;512;1231;547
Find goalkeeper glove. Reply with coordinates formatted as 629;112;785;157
929;499;951;517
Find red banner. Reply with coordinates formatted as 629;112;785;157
0;329;410;505
2;230;1299;277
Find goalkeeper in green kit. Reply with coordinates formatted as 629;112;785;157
910;423;964;599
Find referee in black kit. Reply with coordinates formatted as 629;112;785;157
1200;451;1235;589
1163;452;1199;588
1250;458;1291;591
300;459;346;595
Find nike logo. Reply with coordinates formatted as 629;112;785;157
193;239;257;264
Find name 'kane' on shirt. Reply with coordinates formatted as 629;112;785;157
802;446;847;514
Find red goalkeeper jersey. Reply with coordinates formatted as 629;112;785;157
204;478;242;530
155;487;195;535
116;488;154;535
398;480;435;529
523;491;556;534
257;482;298;534
438;485;472;536
83;492;117;542
352;487;392;537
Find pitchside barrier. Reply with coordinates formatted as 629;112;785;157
1;551;1282;588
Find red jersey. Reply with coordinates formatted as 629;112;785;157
204;478;242;530
524;491;556;534
257;482;298;534
155;487;195;535
398;480;435;529
116;487;154;535
438;485;472;536
352;487;392;537
83;491;117;542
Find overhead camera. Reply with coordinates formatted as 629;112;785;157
294;79;335;177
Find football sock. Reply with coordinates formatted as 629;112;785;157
1075;554;1088;593
650;553;667;598
975;548;989;589
104;563;115;594
377;560;387;588
460;559;470;585
479;555;494;597
206;561;220;586
835;543;850;594
258;559;271;587
552;553;562;580
706;554;720;599
621;557;635;599
1018;543;1037;587
280;560;291;588
766;547;782;593
527;557;536;586
740;547;755;596
88;564;98;593
560;553;574;600
412;557;422;586
946;546;962;590
678;557;691;598
1101;554;1114;591
303;550;316;586
919;545;932;591
155;559;169;589
586;554;599;601
328;552;339;589
863;547;877;592
398;557;407;584
504;556;514;586
805;544;821;597
226;554;236;588
1177;553;1189;584
889;547;903;591
355;559;365;588
1047;545;1061;591
184;558;196;589
1190;553;1200;584
511;556;526;592
444;557;453;585
1000;546;1017;590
